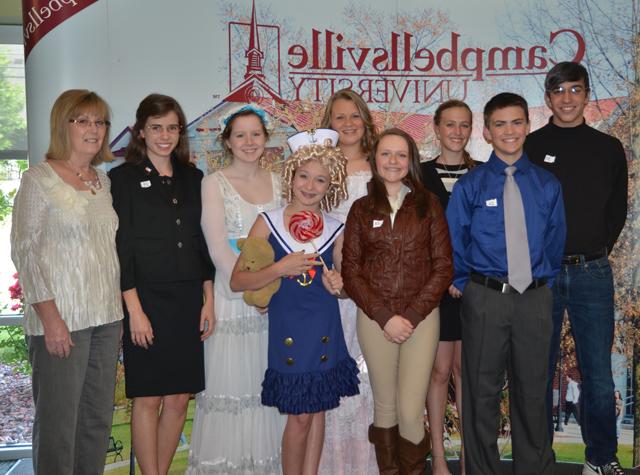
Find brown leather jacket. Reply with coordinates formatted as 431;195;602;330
342;191;453;330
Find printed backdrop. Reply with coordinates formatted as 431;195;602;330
22;0;639;465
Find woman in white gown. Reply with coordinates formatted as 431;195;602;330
318;89;378;475
188;105;285;474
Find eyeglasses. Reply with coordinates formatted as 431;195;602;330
548;85;587;96
145;124;182;135
69;118;111;129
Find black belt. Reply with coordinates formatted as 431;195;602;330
562;249;607;265
470;273;547;294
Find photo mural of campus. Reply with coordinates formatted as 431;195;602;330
105;0;639;467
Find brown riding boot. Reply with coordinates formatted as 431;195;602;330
368;424;400;475
398;429;430;475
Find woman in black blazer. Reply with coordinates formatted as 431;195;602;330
109;94;214;474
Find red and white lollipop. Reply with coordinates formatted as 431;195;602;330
289;210;327;269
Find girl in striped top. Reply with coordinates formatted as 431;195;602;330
420;99;479;475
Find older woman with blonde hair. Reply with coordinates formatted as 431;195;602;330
11;89;123;475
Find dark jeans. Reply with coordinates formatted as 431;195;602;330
546;256;617;465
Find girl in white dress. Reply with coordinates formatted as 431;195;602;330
188;105;285;474
318;89;379;475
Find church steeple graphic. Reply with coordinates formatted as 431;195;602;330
245;0;264;79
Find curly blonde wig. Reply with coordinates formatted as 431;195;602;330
282;144;348;212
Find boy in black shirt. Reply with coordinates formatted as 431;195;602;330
525;61;627;475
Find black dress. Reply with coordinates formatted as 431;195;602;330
421;158;479;341
109;158;214;397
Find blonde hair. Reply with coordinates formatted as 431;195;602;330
320;89;377;155
434;99;475;168
46;89;113;165
282;144;348;212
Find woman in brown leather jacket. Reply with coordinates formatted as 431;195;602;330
342;128;453;475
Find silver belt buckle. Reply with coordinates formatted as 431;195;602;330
501;282;511;293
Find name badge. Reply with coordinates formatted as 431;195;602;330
140;180;151;188
486;198;498;207
372;219;384;228
544;154;556;163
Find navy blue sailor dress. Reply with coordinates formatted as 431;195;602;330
260;207;359;414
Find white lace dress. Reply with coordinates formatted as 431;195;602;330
320;171;378;475
187;171;286;475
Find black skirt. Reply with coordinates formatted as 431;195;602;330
123;280;204;397
439;291;462;342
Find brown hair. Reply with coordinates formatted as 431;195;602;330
46;89;113;165
125;94;191;166
368;128;430;217
219;108;270;157
483;92;529;125
282;144;348;212
433;99;475;168
320;89;377;155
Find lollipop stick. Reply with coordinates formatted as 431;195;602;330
310;240;341;296
310;240;328;270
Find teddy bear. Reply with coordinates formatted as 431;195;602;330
237;236;281;308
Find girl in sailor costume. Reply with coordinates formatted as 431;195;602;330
231;129;359;474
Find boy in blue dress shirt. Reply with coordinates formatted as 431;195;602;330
446;92;566;474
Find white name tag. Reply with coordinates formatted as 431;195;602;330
373;219;384;228
544;154;556;163
486;198;498;207
140;180;151;188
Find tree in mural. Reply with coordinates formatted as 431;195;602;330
342;3;450;118
508;0;639;464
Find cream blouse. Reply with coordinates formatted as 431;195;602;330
10;161;124;335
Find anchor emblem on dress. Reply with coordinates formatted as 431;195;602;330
296;268;317;287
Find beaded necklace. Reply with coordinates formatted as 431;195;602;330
65;161;102;195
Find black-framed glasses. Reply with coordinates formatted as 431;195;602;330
69;118;111;129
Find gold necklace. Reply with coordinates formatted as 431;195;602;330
66;161;102;195
435;156;465;180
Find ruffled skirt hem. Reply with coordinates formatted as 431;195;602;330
261;357;360;414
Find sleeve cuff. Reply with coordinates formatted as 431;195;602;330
404;306;427;327
370;307;394;331
453;277;468;293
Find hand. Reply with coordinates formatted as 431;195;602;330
383;315;414;344
448;285;462;298
43;317;74;358
276;251;321;277
129;310;154;349
255;306;268;315
321;267;343;295
199;300;215;341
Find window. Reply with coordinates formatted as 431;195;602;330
0;24;30;454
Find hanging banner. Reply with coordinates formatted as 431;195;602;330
22;0;98;58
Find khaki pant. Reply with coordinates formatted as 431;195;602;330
357;308;439;444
